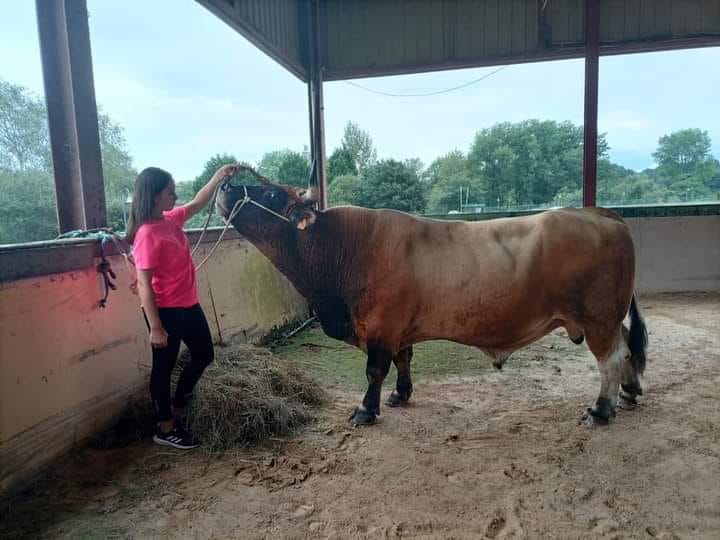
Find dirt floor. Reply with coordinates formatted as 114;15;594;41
2;293;719;539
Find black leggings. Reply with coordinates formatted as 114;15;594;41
146;304;214;422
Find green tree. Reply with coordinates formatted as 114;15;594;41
0;79;49;171
0;169;57;243
192;153;238;194
98;113;137;232
424;150;481;214
328;174;361;206
653;129;712;172
340;121;377;174
652;129;719;201
358;159;425;212
423;150;469;187
257;148;310;188
555;163;669;207
175;180;197;205
427;176;483;214
327;146;357;183
403;158;424;179
0;77;139;241
184;153;246;229
468;120;606;207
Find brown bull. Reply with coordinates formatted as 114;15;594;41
217;177;648;426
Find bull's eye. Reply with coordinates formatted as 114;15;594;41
265;189;287;206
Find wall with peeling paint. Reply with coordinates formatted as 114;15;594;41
0;237;308;492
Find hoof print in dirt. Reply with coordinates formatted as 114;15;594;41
385;391;410;408
349;407;377;425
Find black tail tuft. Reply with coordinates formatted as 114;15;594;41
628;295;648;375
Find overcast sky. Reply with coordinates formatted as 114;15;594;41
2;1;719;182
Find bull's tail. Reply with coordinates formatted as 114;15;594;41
628;295;648;375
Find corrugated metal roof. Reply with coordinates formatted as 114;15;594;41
196;0;306;79
196;0;720;81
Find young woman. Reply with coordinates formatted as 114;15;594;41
126;164;238;449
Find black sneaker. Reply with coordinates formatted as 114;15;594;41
152;426;201;450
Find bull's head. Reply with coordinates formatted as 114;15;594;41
216;172;319;235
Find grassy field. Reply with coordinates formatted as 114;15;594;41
268;323;592;391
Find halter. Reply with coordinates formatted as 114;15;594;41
193;183;291;270
224;184;291;224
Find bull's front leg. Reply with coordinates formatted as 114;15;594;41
350;342;393;425
386;346;413;407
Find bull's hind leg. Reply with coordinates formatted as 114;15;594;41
583;329;629;426
618;325;643;407
350;342;393;425
386;346;413;407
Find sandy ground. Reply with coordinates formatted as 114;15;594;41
2;293;719;539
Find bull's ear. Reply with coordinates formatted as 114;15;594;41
290;206;317;231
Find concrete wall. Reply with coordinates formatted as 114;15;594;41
627;215;720;293
0;214;717;492
0;236;307;493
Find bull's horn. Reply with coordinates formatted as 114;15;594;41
239;165;272;185
302;186;319;203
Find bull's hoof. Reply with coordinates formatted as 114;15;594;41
579;398;615;427
621;382;643;397
579;408;609;427
385;390;411;408
349;406;377;425
618;382;642;410
618;391;638;409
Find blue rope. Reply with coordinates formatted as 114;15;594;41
56;228;132;308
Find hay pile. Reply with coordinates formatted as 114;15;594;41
96;342;327;452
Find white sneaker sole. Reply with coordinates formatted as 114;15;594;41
152;434;200;450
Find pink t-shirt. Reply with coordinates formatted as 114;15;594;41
132;206;198;308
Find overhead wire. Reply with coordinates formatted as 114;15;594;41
341;65;508;97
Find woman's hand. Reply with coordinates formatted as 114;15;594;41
184;163;242;219
211;163;241;184
150;326;169;348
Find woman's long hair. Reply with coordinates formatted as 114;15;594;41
126;167;173;243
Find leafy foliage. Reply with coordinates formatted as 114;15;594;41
467;120;603;208
327;146;357;183
191;153;238;194
257;148;310;188
328;174;361;206
1;75;718;245
358;159;426;213
424;150;478;214
0;77;137;242
340;121;377;174
0;169;58;243
0;79;50;172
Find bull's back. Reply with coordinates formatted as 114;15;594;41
353;207;635;348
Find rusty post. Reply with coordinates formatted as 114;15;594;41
306;0;328;209
582;0;600;207
36;0;107;232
